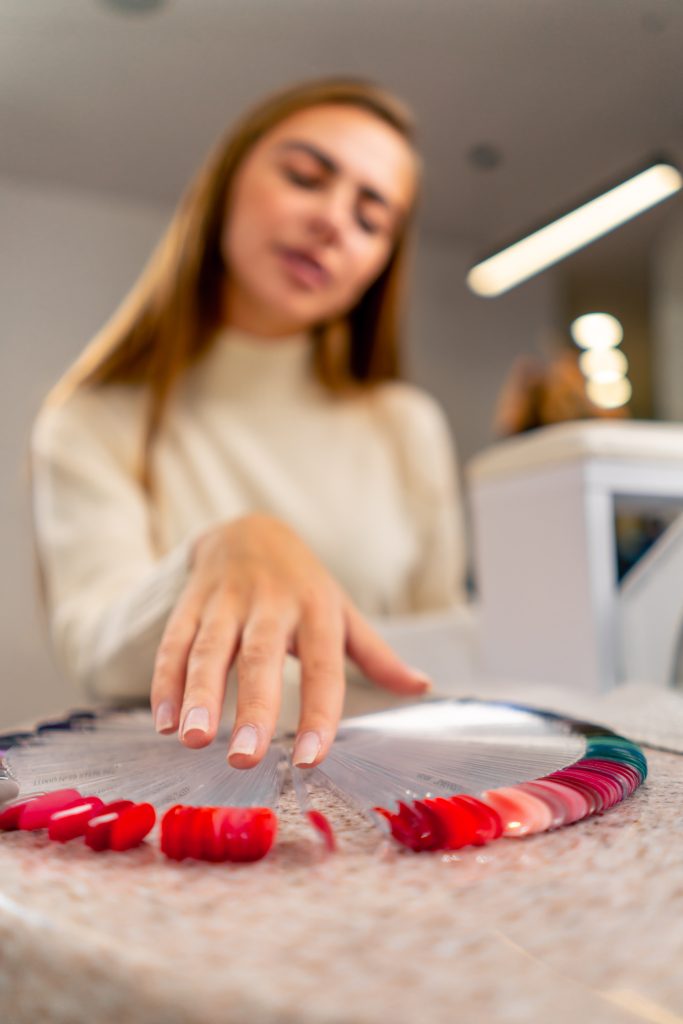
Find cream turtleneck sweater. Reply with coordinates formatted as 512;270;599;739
32;329;466;701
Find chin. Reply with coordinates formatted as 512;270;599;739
257;288;334;332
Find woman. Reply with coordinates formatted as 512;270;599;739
32;78;466;770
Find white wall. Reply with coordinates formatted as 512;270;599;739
0;176;169;726
409;234;558;468
0;176;558;726
652;210;683;422
407;235;558;590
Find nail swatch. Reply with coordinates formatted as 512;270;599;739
160;804;277;863
86;801;155;852
0;789;156;852
374;731;647;854
0;700;649;865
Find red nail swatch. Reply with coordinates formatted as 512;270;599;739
84;800;136;851
48;797;106;841
307;809;336;852
160;805;277;863
0;797;41;831
108;803;156;852
18;789;84;831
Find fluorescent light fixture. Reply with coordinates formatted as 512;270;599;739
571;313;623;350
102;0;166;12
467;162;682;297
579;348;628;382
587;377;632;409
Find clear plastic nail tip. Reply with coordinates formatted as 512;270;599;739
5;700;587;817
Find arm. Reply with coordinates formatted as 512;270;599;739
32;390;193;702
32;388;430;767
409;394;467;609
376;384;468;610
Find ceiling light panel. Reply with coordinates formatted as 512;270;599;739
467;163;683;297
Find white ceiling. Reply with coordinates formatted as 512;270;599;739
2;0;683;252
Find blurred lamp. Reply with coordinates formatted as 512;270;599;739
579;348;628;383
467;162;682;297
586;377;632;409
102;0;166;12
571;313;624;350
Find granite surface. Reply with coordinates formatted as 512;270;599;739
1;742;682;1024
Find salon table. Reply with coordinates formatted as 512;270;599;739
1;683;683;1024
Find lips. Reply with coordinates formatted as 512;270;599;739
276;246;331;289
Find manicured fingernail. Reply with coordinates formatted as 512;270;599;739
228;724;258;759
154;701;176;734
181;706;210;739
293;731;321;767
409;668;432;689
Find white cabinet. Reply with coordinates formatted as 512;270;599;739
468;421;683;692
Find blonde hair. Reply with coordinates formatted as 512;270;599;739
46;78;419;491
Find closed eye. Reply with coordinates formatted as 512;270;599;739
357;214;382;235
357;197;393;236
283;166;324;189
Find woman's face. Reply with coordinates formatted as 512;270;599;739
221;103;417;336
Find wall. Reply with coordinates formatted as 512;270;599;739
409;234;558;469
652;210;683;422
0;176;169;725
0;177;558;725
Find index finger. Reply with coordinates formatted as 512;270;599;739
150;587;202;734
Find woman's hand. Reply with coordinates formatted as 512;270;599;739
150;514;430;768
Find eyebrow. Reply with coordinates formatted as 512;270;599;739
276;140;396;213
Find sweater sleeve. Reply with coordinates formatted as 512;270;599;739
375;384;467;611
31;391;194;702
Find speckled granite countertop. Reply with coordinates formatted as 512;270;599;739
1;741;682;1024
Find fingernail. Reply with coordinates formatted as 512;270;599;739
154;701;176;734
293;731;321;767
228;724;258;759
409;668;432;690
181;706;210;739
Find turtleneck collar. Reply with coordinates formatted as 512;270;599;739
188;326;317;402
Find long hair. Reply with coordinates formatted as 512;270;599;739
45;78;419;491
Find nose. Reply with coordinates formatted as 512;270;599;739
306;184;350;246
